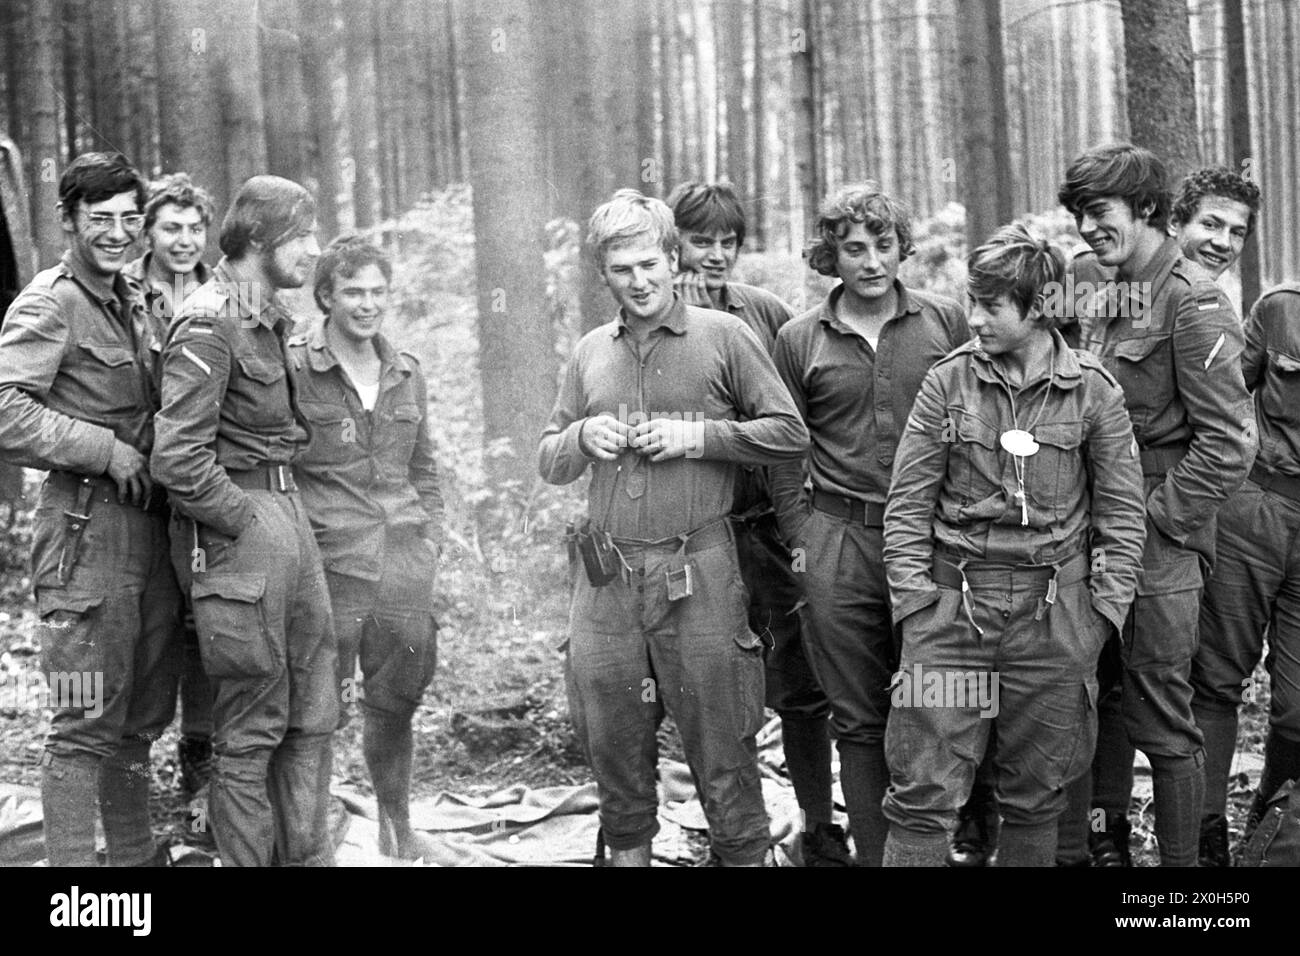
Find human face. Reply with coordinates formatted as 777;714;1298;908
678;229;739;290
323;263;388;345
262;222;320;290
61;190;143;278
1073;196;1150;268
968;292;1041;362
834;221;901;304
1172;195;1252;280
600;237;677;325
147;202;207;276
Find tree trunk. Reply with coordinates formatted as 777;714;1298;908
719;0;747;192
124;0;160;174
869;0;893;193
155;0;227;228
1279;1;1297;283
20;0;63;267
791;0;819;236
89;0;129;154
958;0;1013;248
1224;0;1259;311
298;0;343;235
462;0;558;488
261;0;311;186
750;0;765;248
915;0;941;215
61;0;83;160
1118;0;1202;180
445;0;466;183
635;6;657;194
209;1;268;194
343;1;382;229
658;0;676;191
371;0;400;220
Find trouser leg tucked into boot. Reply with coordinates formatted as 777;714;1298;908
41;752;101;867
1149;751;1205;867
98;737;156;866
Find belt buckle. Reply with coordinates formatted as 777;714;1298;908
274;464;288;493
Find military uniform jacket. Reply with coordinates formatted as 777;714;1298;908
150;259;310;538
288;322;443;581
1076;238;1256;556
0;250;159;474
1243;284;1300;478
883;332;1147;632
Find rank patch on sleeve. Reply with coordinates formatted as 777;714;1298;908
181;345;212;375
1197;291;1221;312
1204;333;1226;370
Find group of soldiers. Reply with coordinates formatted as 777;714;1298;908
0;152;441;866
3;137;1293;869
543;141;1296;867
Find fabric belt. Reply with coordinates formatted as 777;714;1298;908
1139;444;1189;477
611;517;732;555
811;490;885;528
46;471;169;514
931;550;1090;638
1250;462;1300;506
226;463;297;493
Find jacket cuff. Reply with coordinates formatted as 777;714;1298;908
893;587;940;625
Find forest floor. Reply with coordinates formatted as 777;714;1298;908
0;189;1268;867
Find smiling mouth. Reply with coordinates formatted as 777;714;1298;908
1199;250;1227;266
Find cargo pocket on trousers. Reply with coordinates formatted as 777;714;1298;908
191;572;278;680
1029;679;1098;794
36;590;107;676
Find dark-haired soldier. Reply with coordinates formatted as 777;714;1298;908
124;172;219;805
1055;143;1256;867
881;223;1145;867
667;181;847;865
289;236;443;860
152;175;337;867
1169;166;1260;283
770;183;969;865
0;152;181;866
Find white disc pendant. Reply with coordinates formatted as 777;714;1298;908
1000;429;1040;457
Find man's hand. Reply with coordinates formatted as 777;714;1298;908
106;439;153;506
579;415;634;461
673;271;713;308
630;418;704;462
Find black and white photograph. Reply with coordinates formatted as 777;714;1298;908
0;0;1295;932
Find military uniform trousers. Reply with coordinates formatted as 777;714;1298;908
565;531;770;866
326;531;439;724
34;475;183;865
1196;477;1300;742
883;555;1104;834
733;513;827;719
171;488;339;867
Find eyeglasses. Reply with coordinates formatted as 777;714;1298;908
81;212;146;234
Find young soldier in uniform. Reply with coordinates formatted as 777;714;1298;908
1169;166;1260;283
770;183;969;865
1056;143;1257;867
0;152;181;866
289;236;443;860
151;175;337;867
667;181;848;866
1194;281;1300;866
538;189;807;867
881;223;1146;867
124;172;218;806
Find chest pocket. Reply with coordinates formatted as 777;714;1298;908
75;343;141;414
233;355;291;427
1110;335;1172;433
1260;349;1300;429
297;400;356;462
951;409;1002;505
377;402;421;472
1027;420;1085;519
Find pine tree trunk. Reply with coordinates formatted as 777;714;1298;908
89;0;129;154
343;2;382;229
959;0;1013;247
211;0;268;192
21;0;62;266
124;0;160;174
299;0;343;235
1118;0;1202;179
261;0;311;186
462;0;558;488
791;0;819;235
750;0;766;248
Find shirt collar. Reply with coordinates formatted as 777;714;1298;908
611;292;689;338
970;328;1083;390
817;279;919;335
123;254;212;299
60;249;120;306
306;318;404;381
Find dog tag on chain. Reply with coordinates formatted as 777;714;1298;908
1000;429;1040;457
